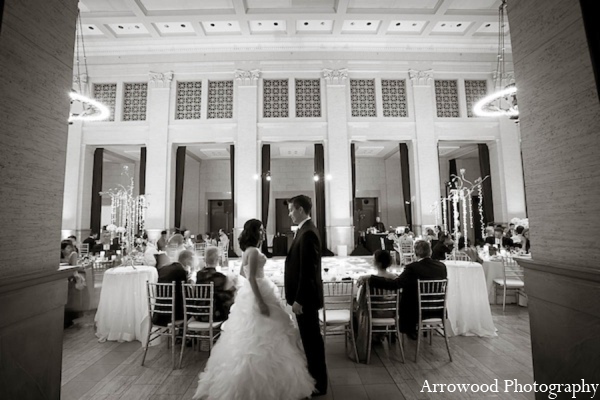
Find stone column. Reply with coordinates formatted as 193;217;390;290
144;71;173;241
409;69;441;234
233;69;261;254
497;117;527;220
322;68;353;253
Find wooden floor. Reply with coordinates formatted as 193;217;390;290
61;303;534;400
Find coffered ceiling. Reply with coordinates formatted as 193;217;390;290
78;0;509;55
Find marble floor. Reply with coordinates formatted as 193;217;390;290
60;304;534;400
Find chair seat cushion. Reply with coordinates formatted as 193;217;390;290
187;319;223;330
421;318;443;324
371;317;396;326
319;309;351;324
493;278;524;287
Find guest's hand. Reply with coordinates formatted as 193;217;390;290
292;301;303;315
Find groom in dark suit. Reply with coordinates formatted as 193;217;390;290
284;195;327;396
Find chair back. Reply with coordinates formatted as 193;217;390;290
451;251;470;262
80;243;89;257
400;240;414;255
417;279;448;323
502;255;524;283
195;242;206;257
365;282;400;320
219;242;229;266
322;281;354;311
182;283;214;324
147;282;176;324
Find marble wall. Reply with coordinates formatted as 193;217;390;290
0;0;79;397
508;0;600;393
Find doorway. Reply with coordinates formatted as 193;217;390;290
354;197;378;232
208;199;233;235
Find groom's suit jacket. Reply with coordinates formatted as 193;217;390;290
284;219;324;310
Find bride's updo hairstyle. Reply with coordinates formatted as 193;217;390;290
238;218;263;251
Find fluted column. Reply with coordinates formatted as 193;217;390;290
233;69;261;254
144;71;173;241
323;68;353;253
409;69;441;234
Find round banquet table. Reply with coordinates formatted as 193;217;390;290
444;260;497;337
95;266;158;346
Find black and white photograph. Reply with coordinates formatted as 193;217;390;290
1;0;599;399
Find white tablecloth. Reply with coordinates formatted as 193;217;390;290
444;260;497;337
95;266;158;346
482;259;505;303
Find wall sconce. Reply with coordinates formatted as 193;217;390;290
313;172;320;182
266;171;271;181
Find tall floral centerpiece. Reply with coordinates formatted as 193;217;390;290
432;169;489;239
100;166;147;264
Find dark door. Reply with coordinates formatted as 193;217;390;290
209;199;233;234
275;198;294;235
354;197;378;232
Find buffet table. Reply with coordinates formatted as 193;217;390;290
444;260;497;337
95;266;158;346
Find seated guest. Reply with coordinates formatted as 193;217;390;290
178;249;198;283
152;253;188;327
485;227;513;248
373;250;397;280
372;216;386;233
61;240;78;265
511;225;526;248
183;230;195;249
83;233;97;248
67;235;79;253
196;246;236;322
157;230;168;251
424;228;436;243
458;237;483;263
143;235;158;267
358;241;447;340
431;234;454;261
506;223;515;238
218;229;230;249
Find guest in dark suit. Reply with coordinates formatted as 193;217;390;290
196;246;235;322
157;230;168;251
431;234;454;261
83;233;97;248
152;252;188;327
359;241;447;340
284;194;327;396
372;216;386;233
485;227;514;248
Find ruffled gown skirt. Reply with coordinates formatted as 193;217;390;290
193;277;315;400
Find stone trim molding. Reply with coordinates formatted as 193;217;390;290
149;71;174;88
234;69;261;85
322;68;348;85
408;69;433;87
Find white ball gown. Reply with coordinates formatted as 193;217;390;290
193;249;315;400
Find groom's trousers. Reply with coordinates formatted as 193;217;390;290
296;309;328;393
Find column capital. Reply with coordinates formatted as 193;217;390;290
408;69;434;87
235;69;261;86
322;68;348;85
148;71;173;89
73;73;88;86
493;71;515;85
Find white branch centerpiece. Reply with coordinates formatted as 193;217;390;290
432;169;489;239
100;166;147;265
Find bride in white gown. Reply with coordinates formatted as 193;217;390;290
193;219;315;400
